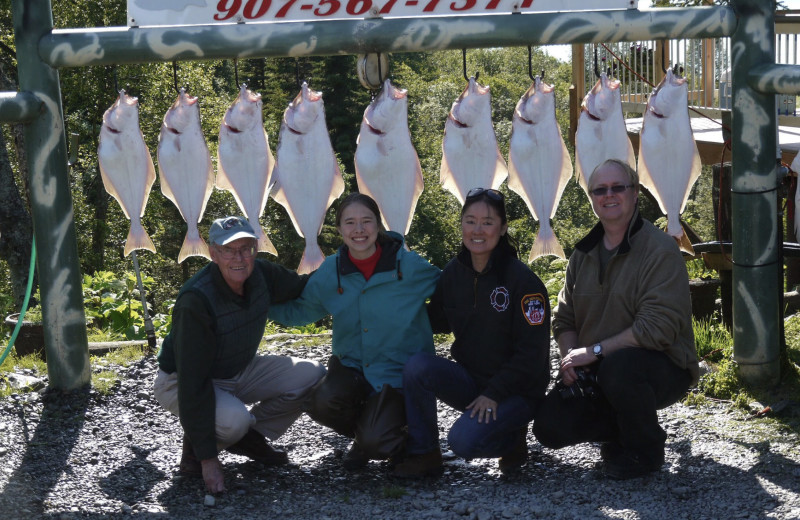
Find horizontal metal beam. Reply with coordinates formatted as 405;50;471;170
41;7;736;68
0;91;43;123
748;63;800;95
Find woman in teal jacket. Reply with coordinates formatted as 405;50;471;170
270;193;440;470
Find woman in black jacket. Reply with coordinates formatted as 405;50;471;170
394;188;551;477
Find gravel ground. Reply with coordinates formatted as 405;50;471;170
1;335;800;520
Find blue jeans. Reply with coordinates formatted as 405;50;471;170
403;352;535;458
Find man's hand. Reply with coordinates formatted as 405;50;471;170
201;457;226;494
559;347;596;386
466;395;499;423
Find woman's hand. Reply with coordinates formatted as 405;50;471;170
559;347;595;386
466;395;499;423
201;457;227;494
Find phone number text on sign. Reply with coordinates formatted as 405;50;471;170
127;0;634;26
213;0;531;21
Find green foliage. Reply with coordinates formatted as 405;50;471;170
82;271;173;340
692;318;752;408
382;485;407;499
91;370;120;395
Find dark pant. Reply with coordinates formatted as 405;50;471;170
403;352;534;459
305;356;406;460
533;347;692;463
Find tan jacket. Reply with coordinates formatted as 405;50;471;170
553;212;699;385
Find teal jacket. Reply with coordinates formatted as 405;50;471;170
270;232;440;391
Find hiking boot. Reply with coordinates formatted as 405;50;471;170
226;429;289;466
179;434;202;477
498;429;528;474
599;441;624;462
342;442;369;471
392;450;443;478
603;449;664;480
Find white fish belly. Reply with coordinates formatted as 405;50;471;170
441;121;507;203
158;129;213;225
574;111;634;190
508;121;571;221
272;127;343;238
98;130;155;221
355;128;423;235
639;112;701;222
217;128;272;222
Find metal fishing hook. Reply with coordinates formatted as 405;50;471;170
234;58;241;88
594;46;601;78
528;46;544;81
461;49;479;82
172;61;181;94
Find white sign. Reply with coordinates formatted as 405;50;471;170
128;0;637;27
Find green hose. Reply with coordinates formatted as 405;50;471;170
0;238;37;366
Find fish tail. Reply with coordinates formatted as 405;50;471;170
123;221;156;257
666;215;683;239
529;225;565;262
178;231;210;263
297;241;325;275
256;228;278;257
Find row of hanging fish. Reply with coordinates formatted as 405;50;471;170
575;69;701;255
98;68;701;271
98;83;343;273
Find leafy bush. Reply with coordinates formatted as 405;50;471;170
82;271;173;340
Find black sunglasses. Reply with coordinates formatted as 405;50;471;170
466;188;504;201
589;184;635;197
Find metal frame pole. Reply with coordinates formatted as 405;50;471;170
730;0;781;386
11;0;90;389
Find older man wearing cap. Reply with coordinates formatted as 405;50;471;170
154;216;325;493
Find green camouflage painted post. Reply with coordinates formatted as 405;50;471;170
0;91;43;124
11;0;90;389
731;0;781;386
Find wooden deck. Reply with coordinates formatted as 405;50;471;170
625;116;800;166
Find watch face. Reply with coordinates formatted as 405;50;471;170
593;344;602;356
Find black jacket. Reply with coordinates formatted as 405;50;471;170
427;241;551;406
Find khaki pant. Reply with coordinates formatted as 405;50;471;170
154;355;325;449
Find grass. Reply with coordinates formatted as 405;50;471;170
382;485;407;499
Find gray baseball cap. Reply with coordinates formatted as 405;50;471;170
208;216;257;246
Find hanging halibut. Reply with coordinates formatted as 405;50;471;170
638;68;701;253
791;153;800;239
271;82;344;274
440;77;507;204
157;88;214;263
508;77;572;261
355;79;423;235
98;90;156;257
217;84;277;256
574;72;635;192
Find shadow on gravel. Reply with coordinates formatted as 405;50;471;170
0;389;89;516
100;445;167;506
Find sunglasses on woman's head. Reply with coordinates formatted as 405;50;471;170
466;188;504;201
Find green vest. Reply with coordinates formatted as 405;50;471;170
159;264;271;379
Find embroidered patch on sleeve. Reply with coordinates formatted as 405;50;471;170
521;293;546;326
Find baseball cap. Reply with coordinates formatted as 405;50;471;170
209;216;257;246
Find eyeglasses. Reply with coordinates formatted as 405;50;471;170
215;244;256;260
589;184;635;197
466;188;504;201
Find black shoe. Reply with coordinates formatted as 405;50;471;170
342;442;369;471
498;429;528;474
227;429;289;466
179;434;202;477
599;441;624;462
603;449;664;480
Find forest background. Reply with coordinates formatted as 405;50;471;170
0;1;738;338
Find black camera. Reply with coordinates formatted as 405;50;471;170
554;368;600;400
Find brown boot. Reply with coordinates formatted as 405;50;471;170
179;434;202;477
392;450;443;478
227;429;289;466
498;429;528;474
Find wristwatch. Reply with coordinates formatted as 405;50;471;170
591;343;604;359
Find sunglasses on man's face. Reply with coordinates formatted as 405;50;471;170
589;184;635;197
466;188;504;201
